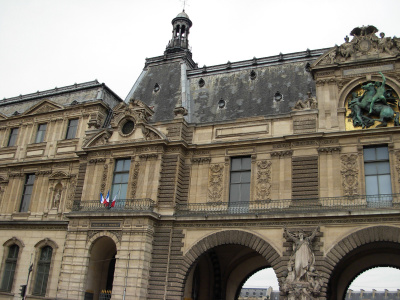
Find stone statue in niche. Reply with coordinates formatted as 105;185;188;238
53;185;62;209
348;72;399;128
292;92;318;110
282;227;323;299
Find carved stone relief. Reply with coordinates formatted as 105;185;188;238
131;162;140;199
292;92;318;110
256;160;272;201
101;163;109;195
340;154;359;196
395;150;400;184
207;164;224;202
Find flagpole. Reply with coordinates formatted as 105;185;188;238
123;252;130;300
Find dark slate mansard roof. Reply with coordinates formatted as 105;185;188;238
127;48;328;124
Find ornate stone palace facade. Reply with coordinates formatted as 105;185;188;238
0;12;399;300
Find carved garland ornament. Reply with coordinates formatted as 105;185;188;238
340;154;359;196
395;150;400;184
207;164;224;202
256;160;272;201
131;162;140;199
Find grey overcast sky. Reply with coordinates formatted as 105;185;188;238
1;0;400;291
1;0;400;100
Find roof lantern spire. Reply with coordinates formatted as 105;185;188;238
165;10;192;54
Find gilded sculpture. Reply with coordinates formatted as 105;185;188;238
347;72;399;128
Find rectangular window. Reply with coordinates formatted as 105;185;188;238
65;119;78;139
35;123;47;143
33;246;52;296
111;159;131;203
20;174;35;212
0;245;19;292
229;157;251;205
364;146;392;206
7;128;18;147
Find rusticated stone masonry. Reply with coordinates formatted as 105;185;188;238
147;226;185;300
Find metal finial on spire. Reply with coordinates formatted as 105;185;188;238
180;0;189;11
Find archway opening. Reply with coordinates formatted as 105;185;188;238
327;241;400;300
348;267;400;292
241;268;279;293
85;236;117;300
183;244;277;300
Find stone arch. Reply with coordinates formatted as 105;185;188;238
180;230;282;299
338;74;400;108
34;238;59;250
324;225;400;299
3;237;24;248
84;233;118;300
86;231;121;252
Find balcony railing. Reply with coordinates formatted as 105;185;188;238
175;194;400;216
72;198;155;212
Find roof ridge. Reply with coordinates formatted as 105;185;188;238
0;80;102;104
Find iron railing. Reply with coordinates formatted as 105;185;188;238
72;198;155;212
175;194;400;216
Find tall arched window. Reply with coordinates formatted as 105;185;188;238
0;244;19;292
33;246;52;296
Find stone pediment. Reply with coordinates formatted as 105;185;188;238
23;99;63;116
312;25;400;69
84;129;113;148
0;112;7;120
110;98;154;129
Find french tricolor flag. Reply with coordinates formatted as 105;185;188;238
100;191;110;206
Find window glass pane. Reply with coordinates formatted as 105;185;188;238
35;124;47;143
365;175;378;195
66;119;78;139
378;174;392;194
241;171;251;183
27;174;35;184
376;147;389;160
231;173;241;183
121;173;129;183
122;159;131;171
7;128;18;147
231;158;241;171
364;163;377;175
115;160;124;172
241;157;251;169
120;184;128;200
113;174;123;184
229;184;240;203
240;183;250;202
376;162;390;174
363;148;376;161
